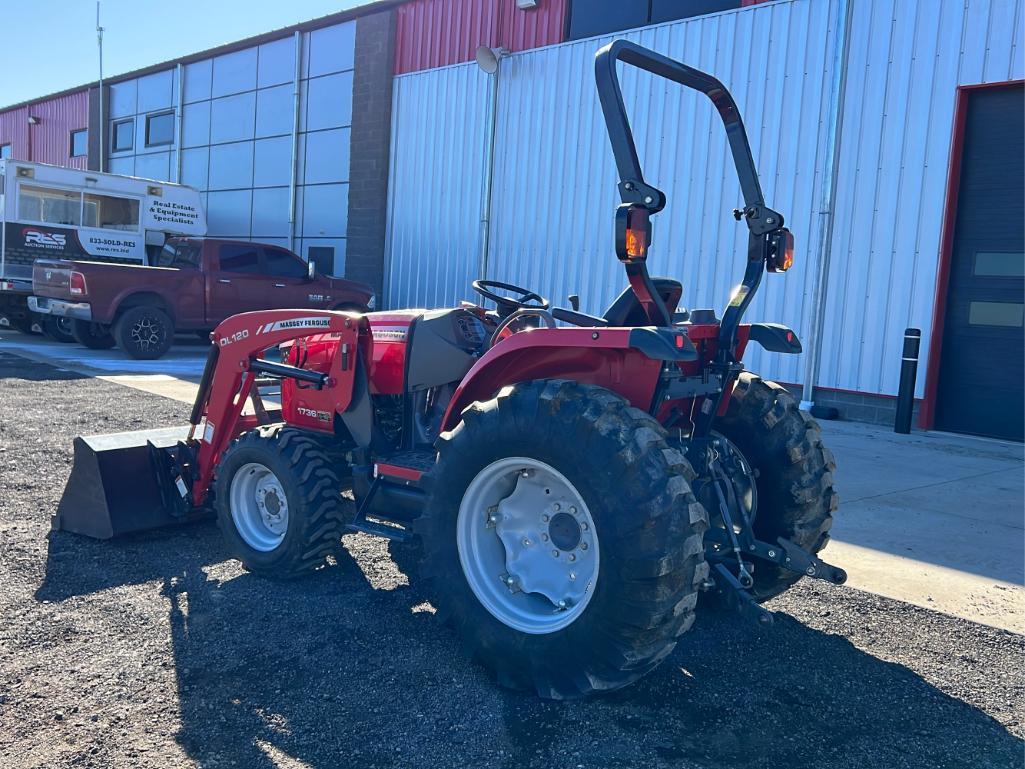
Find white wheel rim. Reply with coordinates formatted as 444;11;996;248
456;457;599;634
229;462;289;552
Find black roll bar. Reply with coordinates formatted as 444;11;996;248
593;40;787;359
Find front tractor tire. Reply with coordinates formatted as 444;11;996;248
214;425;349;578
417;380;709;699
715;373;838;602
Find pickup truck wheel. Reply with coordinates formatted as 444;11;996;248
115;305;174;359
41;316;75;343
71;319;116;350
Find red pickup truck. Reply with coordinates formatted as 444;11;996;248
30;238;373;359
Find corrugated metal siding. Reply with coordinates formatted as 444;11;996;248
384;62;490;307
818;0;1024;397
394;0;567;74
487;0;835;387
0;91;89;169
385;0;1024;397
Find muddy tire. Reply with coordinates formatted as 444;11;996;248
71;319;116;350
214;425;350;578
715;373;838;602
41;315;75;343
416;379;709;699
115;305;174;359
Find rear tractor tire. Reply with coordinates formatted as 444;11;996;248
115;305;174;359
71;319;116;350
416;380;709;699
714;373;838;602
214;425;350;578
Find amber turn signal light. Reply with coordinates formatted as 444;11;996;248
767;228;794;273
615;204;652;262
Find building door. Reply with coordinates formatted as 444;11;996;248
935;84;1024;441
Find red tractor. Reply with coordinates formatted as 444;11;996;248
56;41;842;699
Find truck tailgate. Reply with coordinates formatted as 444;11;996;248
32;260;74;298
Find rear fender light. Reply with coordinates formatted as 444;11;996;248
70;271;87;296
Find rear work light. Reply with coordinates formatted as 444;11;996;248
766;228;794;273
69;271;87;296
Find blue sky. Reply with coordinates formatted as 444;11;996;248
0;0;374;107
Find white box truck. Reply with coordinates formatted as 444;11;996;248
0;160;206;338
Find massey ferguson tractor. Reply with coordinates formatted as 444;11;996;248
54;41;843;699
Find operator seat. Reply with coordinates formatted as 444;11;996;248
602;277;685;326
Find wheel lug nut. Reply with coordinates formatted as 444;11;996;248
542;514;549;522
522;538;532;547
580;522;588;531
558;600;567;609
569;572;577;581
541;533;549;541
569;506;577;514
553;504;560;512
552;550;559;557
569;554;576;562
580;543;588;551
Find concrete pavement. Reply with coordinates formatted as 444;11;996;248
2;329;1022;632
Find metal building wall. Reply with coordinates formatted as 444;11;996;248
386;0;836;387
0;91;90;169
817;0;1025;398
105;21;357;276
385;0;1024;398
384;62;490;307
394;0;567;74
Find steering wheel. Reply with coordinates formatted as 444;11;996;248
472;279;549;317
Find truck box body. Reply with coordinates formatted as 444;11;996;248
0;160;205;326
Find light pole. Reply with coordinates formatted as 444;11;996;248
97;1;105;173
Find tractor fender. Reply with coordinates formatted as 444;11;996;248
746;323;802;354
439;326;695;432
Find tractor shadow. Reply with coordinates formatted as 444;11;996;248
36;530;1024;769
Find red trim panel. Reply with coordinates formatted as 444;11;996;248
376;463;424;482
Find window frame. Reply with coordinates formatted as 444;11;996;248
144;111;175;148
82;191;142;233
16;182;84;228
69;129;88;158
111;119;134;153
0;144;11;160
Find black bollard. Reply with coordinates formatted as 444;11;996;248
894;328;921;434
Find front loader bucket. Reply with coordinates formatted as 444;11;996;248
54;425;197;539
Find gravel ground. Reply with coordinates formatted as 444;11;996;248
0;350;1023;769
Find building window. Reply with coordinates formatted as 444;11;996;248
0;144;11;159
70;129;88;158
18;184;82;226
145;111;174;147
82;192;140;231
112;119;134;153
566;0;743;40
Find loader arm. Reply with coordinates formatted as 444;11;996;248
189;309;364;505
